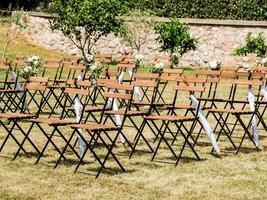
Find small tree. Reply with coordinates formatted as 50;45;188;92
120;10;155;54
233;32;267;66
1;11;27;62
50;0;127;68
155;18;198;68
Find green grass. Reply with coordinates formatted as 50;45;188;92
0;21;267;200
0;22;65;61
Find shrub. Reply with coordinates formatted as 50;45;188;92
155;18;198;67
127;0;267;21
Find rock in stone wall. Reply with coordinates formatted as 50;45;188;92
20;14;267;67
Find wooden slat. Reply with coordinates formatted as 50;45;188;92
193;70;220;76
159;75;177;81
176;77;206;83
66;80;91;87
64;88;90;95
95;54;112;59
253;66;267;72
174;85;205;92
220;71;236;78
233;80;263;86
65;64;85;70
29;76;49;83
132;80;157;87
98;79;117;85
105;70;120;77
104;92;132;100
105;83;133;91
45;59;61;63
117;63;136;68
44;64;60;69
25;83;46;91
252;72;265;79
134;73;159;79
206;77;220;83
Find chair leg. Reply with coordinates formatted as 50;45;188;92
235;115;260;154
35;128;57;164
54;128;77;168
13;121;36;160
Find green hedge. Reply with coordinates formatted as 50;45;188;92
128;0;267;21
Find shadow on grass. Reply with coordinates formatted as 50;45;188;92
76;166;136;177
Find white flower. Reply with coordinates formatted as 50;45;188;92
134;54;144;63
85;54;95;63
90;65;97;71
209;60;221;70
90;62;101;71
154;62;164;69
172;52;179;58
242;63;251;71
27;57;33;63
258;57;267;66
33;60;39;66
262;57;267;64
31;55;40;61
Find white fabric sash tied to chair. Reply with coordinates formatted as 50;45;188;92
247;88;259;147
73;96;85;156
11;71;28;109
260;85;267;102
118;68;143;101
74;72;85;156
190;94;221;154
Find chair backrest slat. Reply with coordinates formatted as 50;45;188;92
174;85;205;92
104;92;132;100
64;88;90;95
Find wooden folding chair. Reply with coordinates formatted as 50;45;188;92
27;86;91;165
156;68;184;103
130;84;204;165
96;54;113;64
0;83;47;160
57;83;134;178
206;79;263;153
0;62;23;112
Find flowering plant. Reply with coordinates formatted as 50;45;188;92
208;60;221;70
151;62;164;73
257;57;267;67
20;55;42;80
89;62;104;85
81;54;95;69
134;54;144;68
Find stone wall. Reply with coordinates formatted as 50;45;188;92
20;12;267;67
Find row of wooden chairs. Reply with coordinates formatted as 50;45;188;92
0;56;266;177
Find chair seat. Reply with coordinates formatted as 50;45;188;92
0;113;34;119
206;108;252;114
199;97;226;102
47;85;66;89
69;123;118;131
29;118;76;126
144;115;194;122
0;81;15;84
167;105;194;110
84;105;104;112
104;110;146;116
132;102;171;107
0;89;21;93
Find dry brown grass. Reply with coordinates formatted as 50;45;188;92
0;20;267;200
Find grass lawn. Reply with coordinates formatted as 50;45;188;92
0;20;267;200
